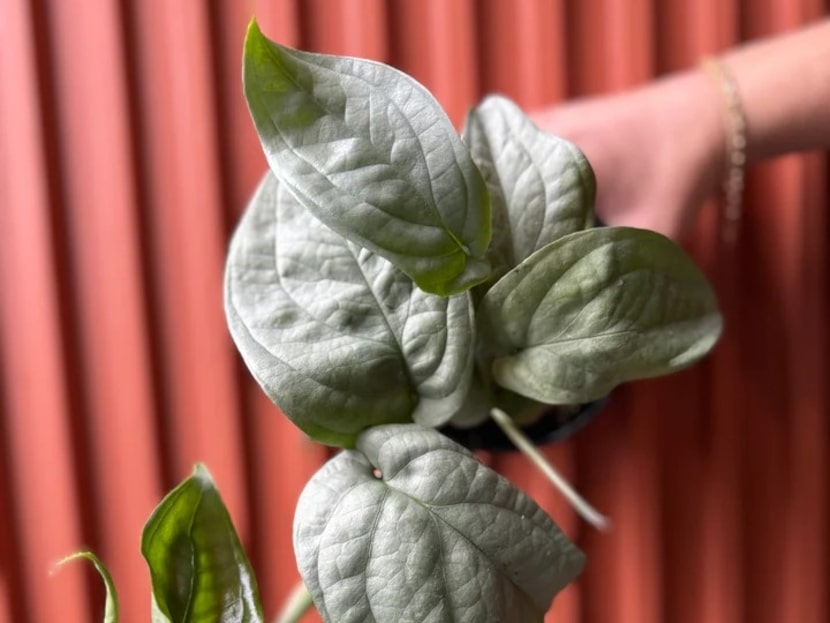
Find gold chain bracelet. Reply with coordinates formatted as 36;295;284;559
700;56;747;245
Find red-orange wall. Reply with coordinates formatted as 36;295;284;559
1;2;827;622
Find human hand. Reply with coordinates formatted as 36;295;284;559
532;70;725;239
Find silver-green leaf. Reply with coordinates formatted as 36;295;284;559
225;172;475;447
479;227;723;404
294;424;585;623
463;95;595;280
243;20;491;296
142;465;264;623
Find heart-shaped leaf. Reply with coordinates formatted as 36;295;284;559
463;95;595;281
478;227;723;404
142;465;263;623
225;172;475;447
294;424;584;623
243;20;491;296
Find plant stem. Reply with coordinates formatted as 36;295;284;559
273;581;313;623
490;407;611;531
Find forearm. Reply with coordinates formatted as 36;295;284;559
527;20;830;238
721;19;830;164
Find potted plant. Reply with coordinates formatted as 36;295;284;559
225;19;721;621
61;19;721;623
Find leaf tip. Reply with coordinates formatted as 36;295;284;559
51;551;119;622
192;462;214;484
51;550;96;576
243;16;269;64
246;16;262;41
50;551;79;577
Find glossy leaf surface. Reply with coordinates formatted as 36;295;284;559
479;227;722;404
463;95;595;281
243;20;491;295
225;172;475;447
142;465;263;623
294;424;585;622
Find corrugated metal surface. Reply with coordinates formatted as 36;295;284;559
1;1;827;621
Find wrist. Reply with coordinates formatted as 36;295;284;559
720;20;830;162
642;69;726;229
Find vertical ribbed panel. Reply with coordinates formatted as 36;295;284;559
124;0;248;534
740;6;828;623
478;0;568;106
38;0;163;618
0;1;92;621
653;4;744;623
1;2;828;621
388;0;479;126
301;0;389;59
567;0;655;94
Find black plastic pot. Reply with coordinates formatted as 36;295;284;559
439;397;608;452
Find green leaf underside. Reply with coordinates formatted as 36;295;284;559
294;424;585;623
479;227;723;404
141;465;263;623
463;95;595;282
243;19;491;296
57;552;118;623
225;172;475;447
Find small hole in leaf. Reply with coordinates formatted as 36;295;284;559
372;468;382;479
